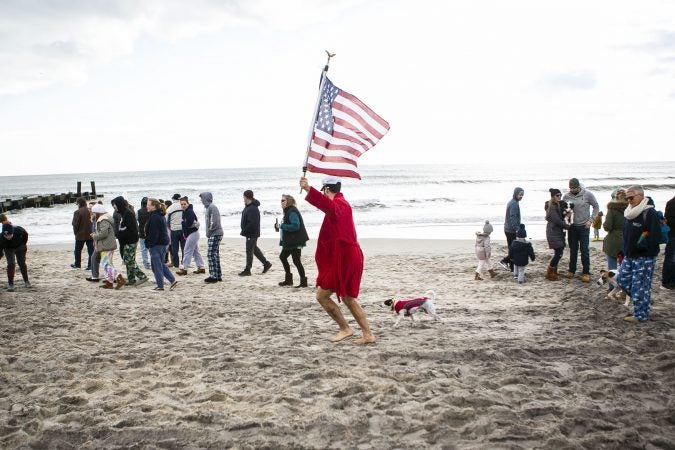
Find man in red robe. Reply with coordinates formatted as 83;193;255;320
300;176;375;345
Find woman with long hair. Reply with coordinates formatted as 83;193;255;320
276;194;310;287
176;196;205;276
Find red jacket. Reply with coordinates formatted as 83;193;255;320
305;187;363;301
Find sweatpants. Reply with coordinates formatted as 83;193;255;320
122;243;147;284
617;256;656;322
514;265;526;283
207;235;223;279
475;258;493;275
100;250;118;283
181;232;204;269
4;245;29;284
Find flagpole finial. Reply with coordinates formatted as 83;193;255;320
325;50;336;67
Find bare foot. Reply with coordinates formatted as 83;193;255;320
352;334;376;345
331;329;354;342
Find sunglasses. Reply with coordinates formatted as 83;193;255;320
626;196;636;201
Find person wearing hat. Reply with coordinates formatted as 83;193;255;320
166;193;185;268
499;187;524;272
1;221;30;292
299;175;375;345
544;188;570;281
91;204;125;289
239;189;273;276
562;178;599;282
474;220;496;280
603;188;628;272
508;224;535;284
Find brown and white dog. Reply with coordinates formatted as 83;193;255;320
383;290;439;327
596;269;631;307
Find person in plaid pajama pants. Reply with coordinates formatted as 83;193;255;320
200;192;224;283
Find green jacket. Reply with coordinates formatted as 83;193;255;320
602;200;627;258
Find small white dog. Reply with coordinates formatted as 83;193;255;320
383;290;439;327
596;270;631;307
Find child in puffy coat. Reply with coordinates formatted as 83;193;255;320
508;224;535;284
474;220;496;280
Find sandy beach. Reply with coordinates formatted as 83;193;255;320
1;237;673;449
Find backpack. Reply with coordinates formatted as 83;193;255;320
643;209;669;245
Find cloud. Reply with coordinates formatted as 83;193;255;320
537;70;596;92
0;0;360;97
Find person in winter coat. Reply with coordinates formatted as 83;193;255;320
174;197;205;276
592;211;603;241
239;190;272;276
499;187;524;272
276;194;310;287
145;198;178;291
111;196;147;286
602;189;628;271
508;224;535;284
562;177;599;282
474;220;496;281
544;188;570;281
1;222;30;292
91;204;125;289
616;185;662;323
137;197;151;269
300;176;375;345
199;192;224;283
662;194;675;290
71;197;94;270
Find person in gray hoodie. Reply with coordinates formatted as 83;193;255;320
562;177;599;282
199;192;224;283
499;187;524;272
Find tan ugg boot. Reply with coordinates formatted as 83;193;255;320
545;266;559;281
474;272;483;281
488;269;497;278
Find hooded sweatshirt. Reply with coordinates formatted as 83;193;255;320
241;199;262;238
199;192;224;238
504;188;523;234
111;196;139;248
137;197;149;239
562;187;599;226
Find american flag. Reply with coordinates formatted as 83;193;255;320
306;77;390;179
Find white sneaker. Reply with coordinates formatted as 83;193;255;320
24;281;32;288
499;261;510;271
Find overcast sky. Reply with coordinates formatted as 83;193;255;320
1;0;674;176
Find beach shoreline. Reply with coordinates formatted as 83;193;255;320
1;238;673;448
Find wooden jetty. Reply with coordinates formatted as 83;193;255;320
1;181;103;213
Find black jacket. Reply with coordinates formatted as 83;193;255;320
509;239;535;266
623;207;661;258
145;210;170;247
280;206;309;249
241;199;262;238
1;226;28;249
137;197;149;239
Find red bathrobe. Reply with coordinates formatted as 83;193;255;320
305;187;364;301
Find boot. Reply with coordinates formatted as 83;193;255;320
488;269;497;278
176;268;188;276
545;266;559;281
115;274;126;290
295;277;308;288
474;272;483;281
279;273;293;286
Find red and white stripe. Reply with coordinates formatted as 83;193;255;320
307;90;390;179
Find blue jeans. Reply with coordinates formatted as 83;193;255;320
662;240;675;288
138;238;150;268
606;255;618;271
149;245;175;289
568;225;590;275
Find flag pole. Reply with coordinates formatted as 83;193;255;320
301;50;335;191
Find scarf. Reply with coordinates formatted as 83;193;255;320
624;198;653;220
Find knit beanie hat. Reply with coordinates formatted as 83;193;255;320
549;188;561;197
483;220;493;234
516;224;527;238
569;178;580;189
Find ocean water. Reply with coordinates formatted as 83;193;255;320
1;162;674;244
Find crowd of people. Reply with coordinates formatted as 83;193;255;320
474;177;675;324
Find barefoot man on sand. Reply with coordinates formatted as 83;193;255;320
300;176;376;345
